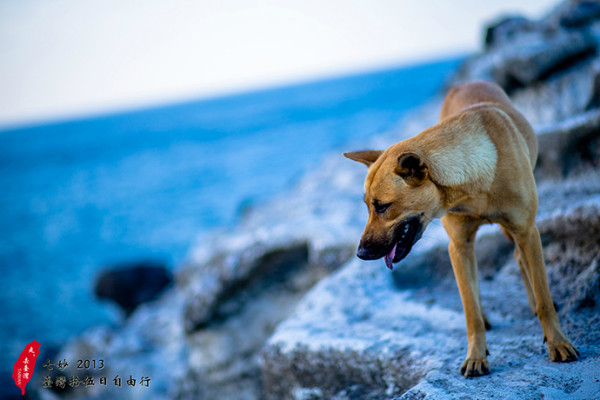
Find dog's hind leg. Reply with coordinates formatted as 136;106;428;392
501;226;537;314
510;224;579;362
442;214;490;377
516;248;537;314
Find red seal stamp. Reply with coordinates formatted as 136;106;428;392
12;340;41;395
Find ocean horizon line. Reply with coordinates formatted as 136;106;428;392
0;53;468;133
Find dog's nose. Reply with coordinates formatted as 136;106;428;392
356;245;373;260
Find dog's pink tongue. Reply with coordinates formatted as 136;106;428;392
384;244;397;270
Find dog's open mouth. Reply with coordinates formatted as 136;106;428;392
384;217;422;270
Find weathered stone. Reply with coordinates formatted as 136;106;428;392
176;244;339;399
181;242;311;331
262;343;428;400
584;59;600;110
539;200;600;313
450;50;597;128
492;29;597;89
559;0;600;29
509;60;597;125
448;2;600;126
261;197;600;400
483;15;535;50
534;108;600;180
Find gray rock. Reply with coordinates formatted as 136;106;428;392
584;59;600;110
262;342;428;400
509;60;597;126
539;200;600;312
176;243;338;399
559;0;600;29
534;108;600;180
261;195;600;400
452;26;598;94
450;51;597;127
449;2;600;126
180;241;311;331
493;29;597;88
483;15;535;50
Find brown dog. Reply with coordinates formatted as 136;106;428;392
344;81;578;377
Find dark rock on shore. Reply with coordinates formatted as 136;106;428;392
94;260;172;316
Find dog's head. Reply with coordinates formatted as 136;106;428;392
344;146;443;269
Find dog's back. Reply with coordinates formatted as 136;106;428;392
440;81;537;169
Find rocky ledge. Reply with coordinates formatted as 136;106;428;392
262;175;600;399
36;1;600;399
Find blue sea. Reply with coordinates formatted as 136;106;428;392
0;57;462;377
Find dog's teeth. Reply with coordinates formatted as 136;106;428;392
404;225;409;233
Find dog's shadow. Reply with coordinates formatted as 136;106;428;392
391;231;514;291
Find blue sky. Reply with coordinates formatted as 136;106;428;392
0;0;557;127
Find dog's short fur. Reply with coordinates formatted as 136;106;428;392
344;81;578;377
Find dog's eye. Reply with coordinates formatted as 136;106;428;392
373;201;391;214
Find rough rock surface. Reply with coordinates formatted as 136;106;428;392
35;1;600;400
262;176;600;399
535;108;600;180
450;1;600;126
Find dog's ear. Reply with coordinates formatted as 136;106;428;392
343;150;383;167
396;153;428;185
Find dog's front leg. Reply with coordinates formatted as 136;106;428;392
513;225;579;362
442;214;489;377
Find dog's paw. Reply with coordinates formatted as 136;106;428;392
460;358;490;377
547;340;579;362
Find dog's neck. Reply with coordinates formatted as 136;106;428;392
410;110;498;196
